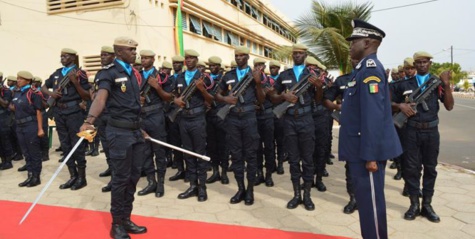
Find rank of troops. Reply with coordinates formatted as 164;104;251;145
0;31;453;238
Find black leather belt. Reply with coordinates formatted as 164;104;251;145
16;116;36;124
56;100;80;109
141;103;163;113
182;106;205;116
407;119;439;129
108;118;141;130
230;105;255;113
257;107;273;115
286;106;312;117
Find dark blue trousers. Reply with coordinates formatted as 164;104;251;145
54;110;86;167
16;122;42;173
142;111;167;176
179;115;208;183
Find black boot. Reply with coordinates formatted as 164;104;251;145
91;140;100;157
276;159;284;175
303;182;315;211
420;195;440;223
17;164;27;172
389;160;397;169
71;167;87;190
110;223;130;239
244;182;254;205
315;175;327;192
102;180;112;192
0;156;12;170
169;170;185;181
197;184;208;202
85;143;92;156
99;167;111;177
122;217;147;234
59;166;77;189
265;172;274;187
394;162;402;180
155;174;165;198
402;184;409;197
220;167;229;184
178;181;198;199
137;174;157;196
19;172;33;187
254;170;265;186
326;157;333;165
12;153;24;161
230;179;245;204
287;182;302;209
27;172;41;187
206;165;221;184
322;168;329;177
42;150;50;162
404;194;421;220
343;194;357;214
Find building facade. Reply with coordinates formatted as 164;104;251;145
1;0;296;77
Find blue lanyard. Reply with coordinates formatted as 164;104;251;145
143;68;154;80
185;70;197;86
293;65;305;82
210;73;219;80
61;65;76;76
236;67;250;82
416;74;430;90
270;74;279;80
20;84;31;92
116;59;132;76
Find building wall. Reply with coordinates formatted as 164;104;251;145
1;0;294;79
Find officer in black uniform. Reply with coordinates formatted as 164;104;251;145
167;55;186;181
42;48;90;191
391;51;454;223
32;76;50;162
268;61;285;175
254;58;276;187
80;36;148;239
340;19;402;239
6;75;25;163
10;71;45;187
323;59;357;214
0;73;15;170
172;49;214;202
137;49;174;198
205;56;229;185
216;46;265;205
269;44;323;211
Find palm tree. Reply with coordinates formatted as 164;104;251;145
276;1;373;74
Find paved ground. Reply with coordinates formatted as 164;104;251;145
1;131;474;239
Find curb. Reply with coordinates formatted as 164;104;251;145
439;162;475;175
453;92;475;99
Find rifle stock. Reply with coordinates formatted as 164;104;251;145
216;73;253;120
331;110;341;123
168;79;198;122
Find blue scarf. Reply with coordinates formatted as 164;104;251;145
416;74;430;90
174;73;179;78
210;73;219;80
293;64;305;82
185;69;197;86
61;65;76;76
270;74;280;80
116;59;132;76
143;68;154;80
20;84;31;93
236;67;250;82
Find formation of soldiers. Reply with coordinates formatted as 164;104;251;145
0;33;453;239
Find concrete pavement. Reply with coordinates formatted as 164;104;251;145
0;133;474;239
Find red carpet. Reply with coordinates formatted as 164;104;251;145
0;200;351;239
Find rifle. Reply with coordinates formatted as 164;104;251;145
141;71;159;104
167;75;201;122
273;69;321;119
393;77;442;128
46;69;79;107
209;75;222;108
331;110;341;123
216;72;254;120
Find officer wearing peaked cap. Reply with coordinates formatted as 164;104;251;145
80;36;149;239
0;71;15;171
340;19;402;239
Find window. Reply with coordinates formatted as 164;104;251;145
264;47;272;58
173;11;188;30
250;7;259;20
82;55;102;76
202;20;213;39
246;40;251;48
46;0;124;14
213;26;223;42
189;15;202;35
224;31;238;46
230;0;242;8
252;42;258;54
244;2;252;15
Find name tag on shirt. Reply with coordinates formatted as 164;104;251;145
282;80;292;84
340;86;347;89
403;90;413;95
226;79;235;84
114;77;127;83
178;84;183;87
348;81;356;87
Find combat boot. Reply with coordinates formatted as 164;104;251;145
264;171;274;187
394;162;402;180
85;143;93;156
71;167;87;190
276;159;284;175
244;182;254;205
169;170;185;181
42;150;50;162
178;181;198;199
59;166;77;189
137;173;157;196
110;223;130;239
206;165;221;184
287;181;302;209
220;167;229;184
404;194;420;220
90;140;100;156
303;181;315;211
0;156;12;170
254;170;265;186
102;180;112;192
197;183;208;202
343;194;358;214
17;164;27;172
315;175;327;192
27;172;41;187
122;217;147;234
155;173;165;198
99;167;111;177
420;195;440;223
230;179;245;204
19;172;33;187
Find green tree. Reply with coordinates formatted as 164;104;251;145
429;62;468;85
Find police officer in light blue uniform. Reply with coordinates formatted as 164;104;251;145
340;19;402;239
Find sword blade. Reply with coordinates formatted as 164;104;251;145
19;137;85;225
146;137;210;161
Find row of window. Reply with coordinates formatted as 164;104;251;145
175;12;276;59
47;0;124;14
226;0;296;43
